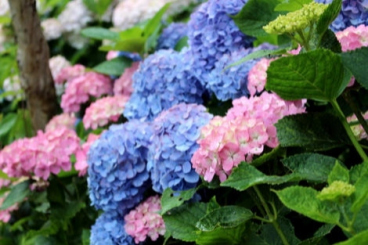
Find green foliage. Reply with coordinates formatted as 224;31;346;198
93;56;133;76
160;187;198;215
1;180;30;210
328;162;350;184
266;49;344;101
340;47;368;90
334;229;368;245
275;0;313;12
0;113;17;137
82;0;113;17
316;0;342;35
81;27;119;41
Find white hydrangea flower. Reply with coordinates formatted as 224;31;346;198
0;0;9;16
2;76;25;101
49;55;71;80
66;32;90;49
58;0;93;32
41;18;64;40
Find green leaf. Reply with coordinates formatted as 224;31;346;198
82;229;90;245
196;225;246;245
260;216;301;245
250;146;286;167
0;113;18;136
143;3;170;38
275;186;340;224
1;180;30;210
47;178;65;205
327;161;349;184
316;0;342;35
196;206;253;231
174;36;189;51
351;173;368;213
319;29;342;53
275;113;350;151
93;56;133;76
350;163;368;184
266;49;344;101
334;229;368;245
298;224;335;245
163;202;207;242
340;47;368;90
282;153;337;183
221;162;298;191
225;46;288;70
275;0;313;12
160;187;198;215
232;0;283;37
81;27;119;41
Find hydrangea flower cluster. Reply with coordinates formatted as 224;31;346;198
124;195;165;244
41;18;63;41
187;0;253;81
157;23;188;50
49;55;71;80
61;72;112;113
123;49;205;121
317;180;355;202
0;0;9;16
55;64;86;84
87;121;153;215
113;62;140;97
57;0;93;33
316;0;368;32
192;92;306;182
2;76;25;101
45;113;76;132
83;95;130;130
90;211;134;245
205;44;275;101
336;24;368;51
147;103;213;193
247;58;274;96
0;127;80;180
75;133;101;177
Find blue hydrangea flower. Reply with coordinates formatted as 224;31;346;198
315;0;368;32
147;103;213;193
187;0;254;82
123;49;205;121
205;43;276;101
118;51;142;62
157;23;188;50
88;121;153;215
90;211;134;245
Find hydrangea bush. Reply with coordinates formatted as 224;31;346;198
1;0;368;244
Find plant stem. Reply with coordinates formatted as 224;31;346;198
331;100;368;161
253;186;290;245
343;91;368;137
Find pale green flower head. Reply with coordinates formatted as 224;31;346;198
317;181;356;202
263;2;328;35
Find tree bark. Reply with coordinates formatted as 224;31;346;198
8;0;58;131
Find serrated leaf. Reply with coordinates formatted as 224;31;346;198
232;0;283;37
196;225;246;245
275;186;340;224
275;113;350;151
260;216;301;245
266;49;344;101
316;0;342;35
221;162;298;191
351;173;368;213
196;206;253;231
250;146;286;167
349;163;368;184
93;56;132;76
1;180;30;210
341;47;368;90
282;153;337;183
161;187;197;215
0;113;17;136
275;0;313;12
298;224;335;245
163;202;207;242
81;27;119;41
319;29;342;53
327;161;349;184
334;229;368;245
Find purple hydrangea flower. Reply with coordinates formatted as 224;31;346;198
206;43;276;101
87;121;152;215
157;23;188;50
123;49;205;121
316;0;368;31
147;103;213;193
90;211;134;245
187;0;254;82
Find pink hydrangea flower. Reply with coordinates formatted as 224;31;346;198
75;133;101;176
192;92;306;182
336;24;368;52
45;113;76;132
0;195;18;223
247;58;274;96
0;128;80;180
61;72;113;113
113;62;140;96
124;195;165;244
106;51;119;60
55;64;86;84
83;95;129;130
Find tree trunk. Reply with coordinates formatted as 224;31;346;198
8;0;58;131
